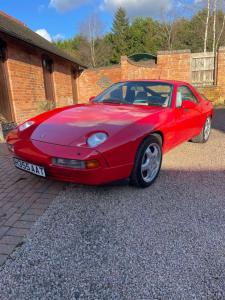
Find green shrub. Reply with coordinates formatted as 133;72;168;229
37;100;55;114
213;97;225;107
0;113;7;124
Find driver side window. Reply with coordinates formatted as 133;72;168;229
176;86;198;107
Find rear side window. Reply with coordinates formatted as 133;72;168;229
176;86;199;107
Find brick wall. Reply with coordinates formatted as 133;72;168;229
121;50;191;82
78;50;192;102
53;60;74;107
6;40;46;123
209;47;225;103
2;35;225;125
197;86;223;102
78;65;121;102
78;49;225;103
0;33;78;124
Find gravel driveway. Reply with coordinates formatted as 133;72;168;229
0;108;225;300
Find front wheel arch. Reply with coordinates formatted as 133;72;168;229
151;131;163;146
130;134;163;188
134;131;164;163
137;131;163;152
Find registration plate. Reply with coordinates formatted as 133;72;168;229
13;158;46;178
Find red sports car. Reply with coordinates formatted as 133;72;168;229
7;80;213;188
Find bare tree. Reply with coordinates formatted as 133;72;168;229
160;7;178;50
204;0;211;52
215;0;225;50
179;0;212;52
216;14;225;49
212;0;218;54
79;14;104;67
202;0;225;53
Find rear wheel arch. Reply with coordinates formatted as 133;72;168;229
191;116;212;143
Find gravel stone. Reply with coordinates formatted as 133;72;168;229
0;110;225;299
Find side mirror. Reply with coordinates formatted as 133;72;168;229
89;96;95;103
182;100;196;109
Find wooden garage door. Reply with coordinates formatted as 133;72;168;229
0;40;12;122
42;57;55;102
71;68;79;104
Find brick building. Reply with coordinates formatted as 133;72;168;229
0;11;86;124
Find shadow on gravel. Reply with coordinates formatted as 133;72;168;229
81;168;225;191
1;167;225;299
212;107;225;133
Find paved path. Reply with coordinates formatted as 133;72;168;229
0;143;65;266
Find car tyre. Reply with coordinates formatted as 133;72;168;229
130;135;163;188
191;117;212;143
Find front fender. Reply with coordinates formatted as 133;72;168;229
97;122;160;168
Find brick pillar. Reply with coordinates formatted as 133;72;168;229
217;47;225;86
157;50;191;82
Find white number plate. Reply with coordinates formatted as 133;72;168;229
13;158;46;178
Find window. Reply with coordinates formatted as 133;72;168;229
176;86;198;107
0;40;6;62
42;57;55;101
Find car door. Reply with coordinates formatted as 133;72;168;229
174;85;203;144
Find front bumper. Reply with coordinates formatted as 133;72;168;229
7;134;132;185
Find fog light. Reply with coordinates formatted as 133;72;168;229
85;160;100;169
52;158;85;169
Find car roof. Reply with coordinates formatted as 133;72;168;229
119;80;190;86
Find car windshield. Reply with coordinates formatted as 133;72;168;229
94;81;173;107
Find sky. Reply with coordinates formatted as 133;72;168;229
0;0;196;42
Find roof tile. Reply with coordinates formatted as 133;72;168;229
0;11;86;68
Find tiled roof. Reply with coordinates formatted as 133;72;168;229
0;11;86;68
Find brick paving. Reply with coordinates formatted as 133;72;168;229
0;143;65;266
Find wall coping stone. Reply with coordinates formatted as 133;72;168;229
157;49;191;55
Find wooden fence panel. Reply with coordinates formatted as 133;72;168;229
191;52;215;86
